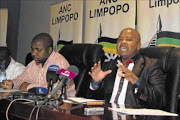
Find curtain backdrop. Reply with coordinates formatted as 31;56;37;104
137;0;180;47
0;8;8;46
49;0;83;52
84;0;135;43
84;0;136;61
49;0;180;53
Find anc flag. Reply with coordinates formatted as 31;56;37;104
57;40;73;52
157;31;180;48
98;37;117;54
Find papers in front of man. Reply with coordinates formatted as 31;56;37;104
108;107;178;116
0;88;19;92
64;97;105;104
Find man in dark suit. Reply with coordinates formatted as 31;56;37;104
89;28;166;109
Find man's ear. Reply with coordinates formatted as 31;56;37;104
48;47;53;54
137;42;141;51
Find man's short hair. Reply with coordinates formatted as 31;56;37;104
0;46;11;60
32;33;53;50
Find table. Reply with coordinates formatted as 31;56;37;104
0;98;179;120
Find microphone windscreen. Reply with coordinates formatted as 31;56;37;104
57;65;79;79
46;65;60;83
67;65;79;75
47;65;60;72
46;71;57;83
46;65;79;100
28;87;47;95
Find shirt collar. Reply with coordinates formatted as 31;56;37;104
131;53;141;64
35;51;54;67
117;53;140;66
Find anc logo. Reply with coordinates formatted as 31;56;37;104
149;15;180;47
55;29;73;52
94;23;118;62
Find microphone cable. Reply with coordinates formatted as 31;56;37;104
28;99;45;120
6;98;34;120
35;105;43;120
29;98;48;120
29;104;42;120
28;105;38;120
29;96;58;120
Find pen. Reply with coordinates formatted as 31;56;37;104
86;101;104;105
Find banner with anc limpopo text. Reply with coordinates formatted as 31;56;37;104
84;0;136;62
137;0;180;48
50;0;83;52
0;8;8;46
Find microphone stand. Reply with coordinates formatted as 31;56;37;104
50;86;67;113
58;86;67;106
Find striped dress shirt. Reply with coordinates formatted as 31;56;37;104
12;51;76;97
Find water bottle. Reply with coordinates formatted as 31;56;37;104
0;65;7;83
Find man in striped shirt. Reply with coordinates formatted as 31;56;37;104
1;33;76;97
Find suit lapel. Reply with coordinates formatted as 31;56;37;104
126;56;145;99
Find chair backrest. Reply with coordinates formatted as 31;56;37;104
25;52;33;66
59;43;105;98
140;46;180;113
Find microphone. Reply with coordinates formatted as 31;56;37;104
43;65;79;104
28;65;60;95
28;87;48;95
46;65;60;95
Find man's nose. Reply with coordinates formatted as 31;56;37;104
31;50;36;56
121;38;127;43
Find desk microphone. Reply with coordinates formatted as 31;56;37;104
46;65;60;95
43;65;79;104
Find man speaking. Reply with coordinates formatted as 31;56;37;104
89;28;166;109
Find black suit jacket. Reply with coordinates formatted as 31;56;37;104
91;54;166;109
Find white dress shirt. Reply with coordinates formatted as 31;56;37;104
110;60;134;105
5;58;25;80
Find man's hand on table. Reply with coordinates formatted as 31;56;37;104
0;92;12;98
19;82;30;92
1;80;13;89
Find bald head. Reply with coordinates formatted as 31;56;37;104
116;28;141;61
120;28;141;43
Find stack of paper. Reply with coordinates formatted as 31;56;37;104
64;97;104;104
108;107;178;116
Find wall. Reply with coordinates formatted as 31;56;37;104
17;0;65;64
0;0;21;60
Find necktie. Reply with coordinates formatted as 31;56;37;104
114;59;133;103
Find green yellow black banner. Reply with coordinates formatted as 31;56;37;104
57;40;73;52
98;37;117;54
157;31;180;48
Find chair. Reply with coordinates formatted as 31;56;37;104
25;52;33;66
140;46;180;113
60;44;180;113
59;43;105;98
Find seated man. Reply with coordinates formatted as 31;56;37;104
0;46;25;81
89;28;166;109
1;33;76;97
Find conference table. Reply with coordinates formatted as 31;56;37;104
0;93;179;120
